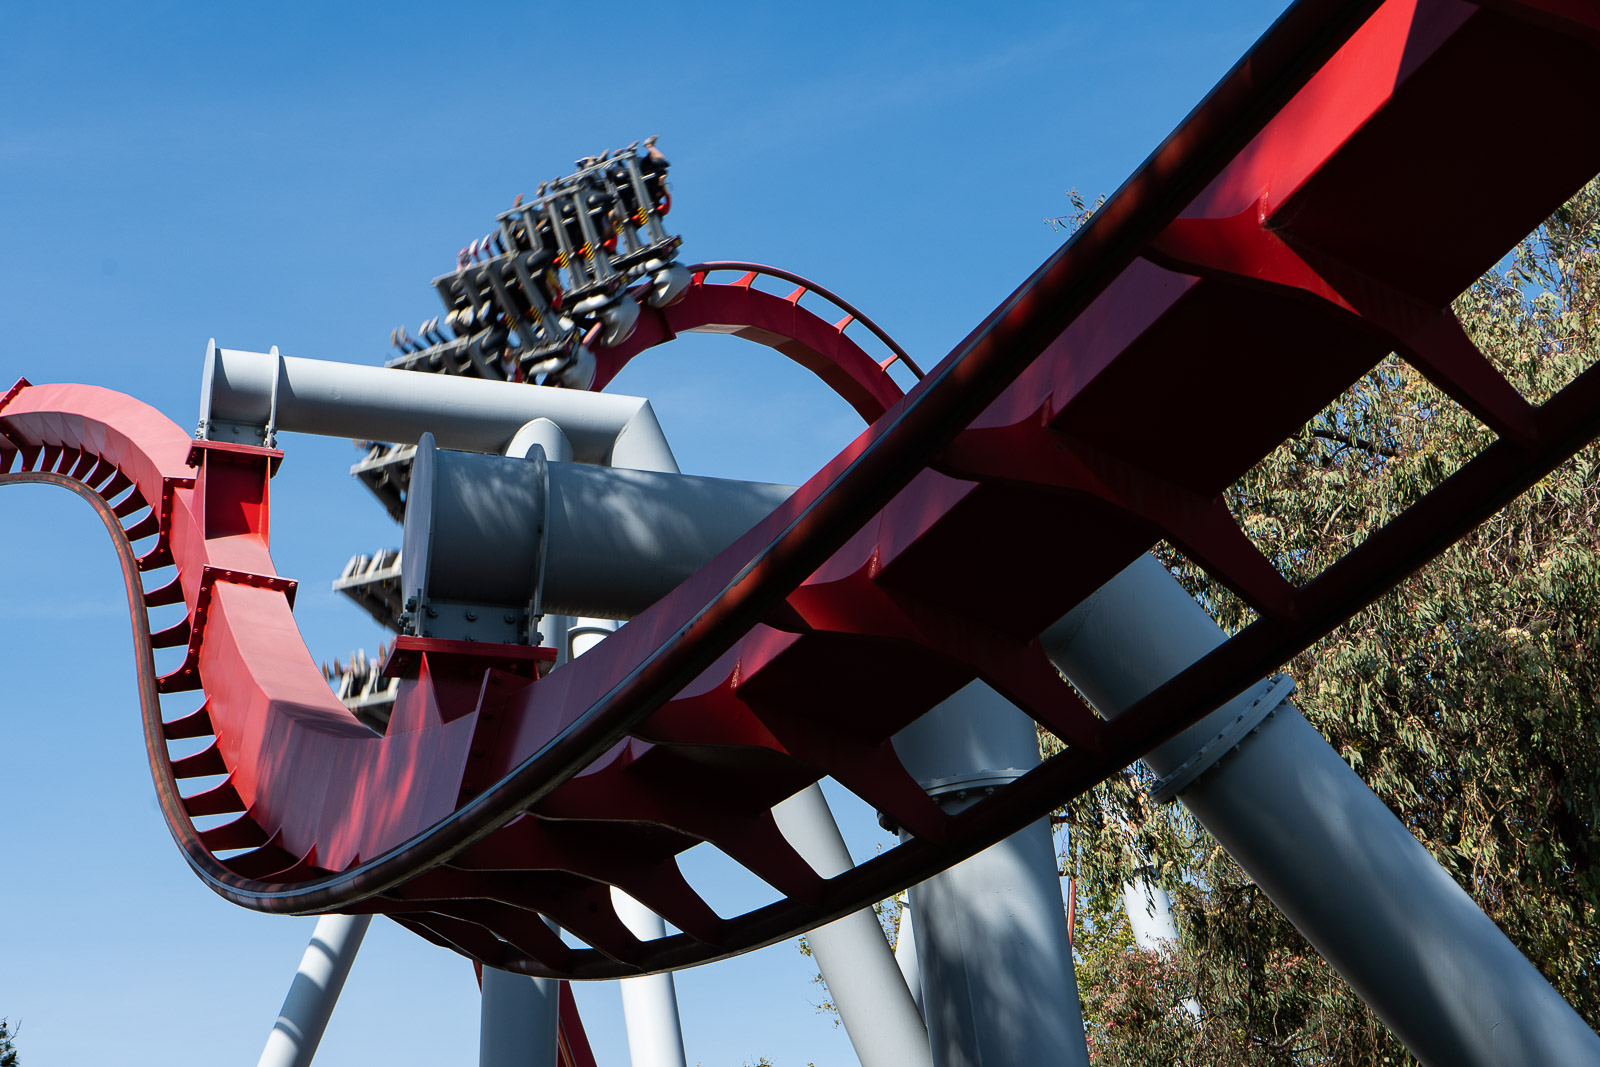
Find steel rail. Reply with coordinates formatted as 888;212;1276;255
0;466;230;910
686;261;925;379
65;0;1383;925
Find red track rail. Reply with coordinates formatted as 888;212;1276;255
4;0;1600;980
591;261;922;422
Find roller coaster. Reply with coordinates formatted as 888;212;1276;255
6;1;1600;1064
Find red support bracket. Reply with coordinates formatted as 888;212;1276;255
155;565;299;693
1148;199;1540;446
134;474;197;572
381;635;556;681
941;410;1302;624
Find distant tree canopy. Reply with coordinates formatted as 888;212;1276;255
1064;177;1600;1063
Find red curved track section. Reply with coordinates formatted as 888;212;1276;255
590;262;922;423
5;0;1600;980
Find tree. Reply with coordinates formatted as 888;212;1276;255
0;1017;20;1067
1063;176;1600;1062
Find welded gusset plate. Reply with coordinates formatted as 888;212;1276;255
4;0;1600;981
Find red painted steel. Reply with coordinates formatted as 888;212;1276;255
590;262;920;422
4;0;1600;982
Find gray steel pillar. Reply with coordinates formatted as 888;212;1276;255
893;682;1091;1067
893;894;925;1021
1121;875;1180;951
1042;554;1600;1066
256;914;371;1067
566;618;688;1067
479;967;560;1067
1121;874;1201;1018
611;890;690;1067
772;785;933;1067
476;614;566;1067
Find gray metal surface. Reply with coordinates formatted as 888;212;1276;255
893;682;1091;1067
1042;554;1600;1067
771;785;933;1067
255;914;371;1067
399;434;545;643
1120;875;1201;1017
893;895;925;1021
1121;876;1182;952
558;615;687;1067
611;890;690;1067
199;345;679;472
508;418;575;462
479;967;560;1067
400;438;796;634
538;461;794;619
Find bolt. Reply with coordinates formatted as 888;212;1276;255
503;612;517;624
465;609;477;621
424;606;438;618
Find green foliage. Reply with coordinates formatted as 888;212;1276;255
0;1018;19;1067
798;894;904;1024
1065;178;1600;1063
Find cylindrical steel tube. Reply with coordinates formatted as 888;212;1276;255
1042;555;1600;1066
200;346;677;470
611;890;690;1067
479;967;560;1067
402;440;796;624
771;785;933;1067
893;682;1090;1067
256;914;371;1067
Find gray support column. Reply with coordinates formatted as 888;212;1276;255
1042;555;1600;1067
893;894;925;1021
771;786;933;1067
477;614;567;1067
1121;875;1201;1018
580;413;690;1067
1121;876;1179;950
479;967;560;1067
611;890;690;1067
893;682;1091;1067
568;619;689;1067
256;914;371;1067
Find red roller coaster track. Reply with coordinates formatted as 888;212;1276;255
3;0;1599;981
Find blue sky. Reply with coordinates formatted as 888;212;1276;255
0;2;1286;1064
